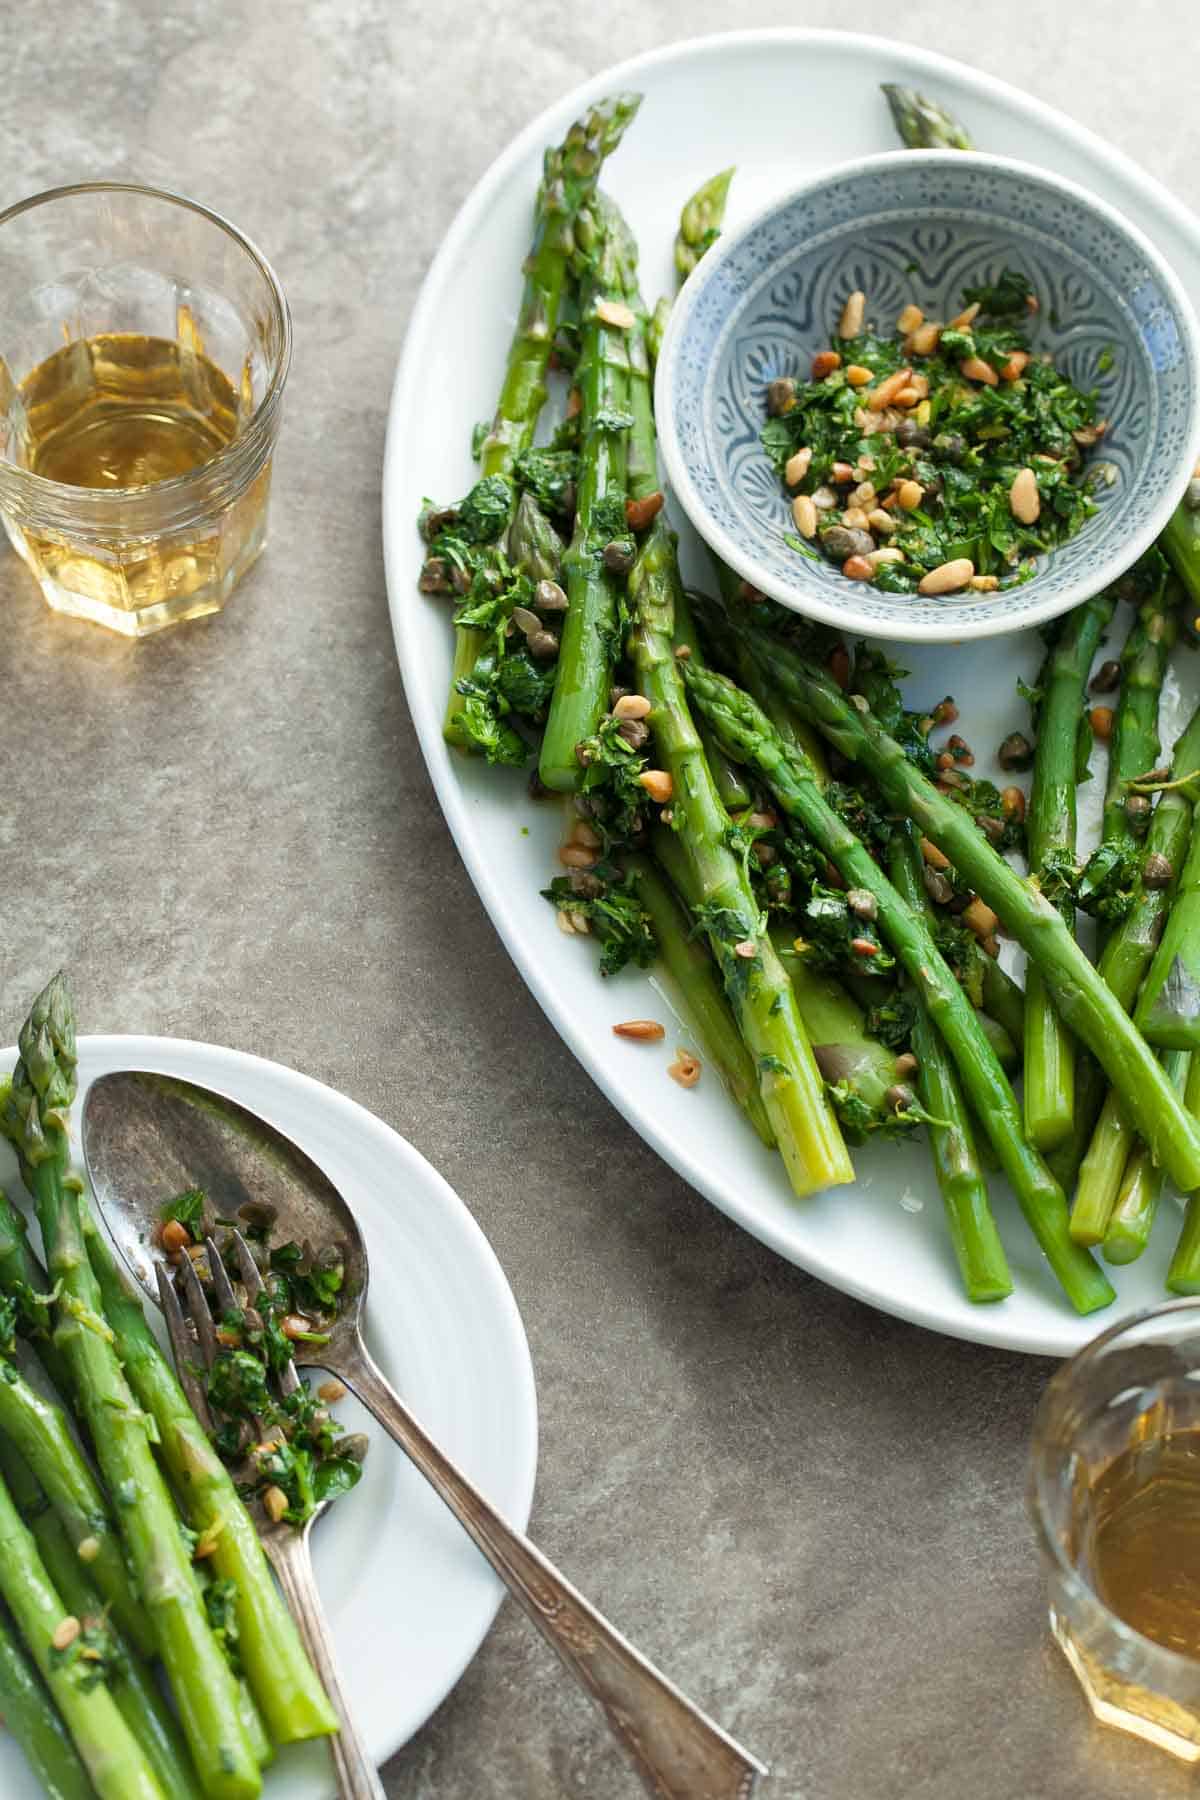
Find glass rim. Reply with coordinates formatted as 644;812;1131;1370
0;179;291;509
1029;1293;1200;1679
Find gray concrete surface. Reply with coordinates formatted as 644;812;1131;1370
3;3;1199;1795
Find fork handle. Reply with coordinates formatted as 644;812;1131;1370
262;1523;386;1800
336;1337;765;1800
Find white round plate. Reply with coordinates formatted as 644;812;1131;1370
0;1036;538;1798
382;29;1200;1358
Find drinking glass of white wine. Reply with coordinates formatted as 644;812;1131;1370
1030;1297;1200;1762
0;182;290;636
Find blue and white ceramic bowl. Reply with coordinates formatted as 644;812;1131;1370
656;151;1200;642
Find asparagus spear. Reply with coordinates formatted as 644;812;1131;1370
1135;801;1200;1048
538;206;633;789
627;848;774;1145
1101;571;1176;857
80;1204;337;1749
0;1436;202;1800
0;1467;165;1800
0;1185;76;1401
674;167;735;280
683;659;1110;1311
628;529;852;1195
726;608;1200;1195
1163;489;1200;611
882;84;973;149
981;958;1025;1050
889;824;1013;1303
0;977;260;1800
0;1353;152;1657
1168;1056;1200;1293
0;1602;92;1800
673;588;752;812
1101;1049;1191;1264
443;95;640;748
1023;594;1115;1151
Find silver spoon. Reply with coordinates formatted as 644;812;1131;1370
82;1069;767;1800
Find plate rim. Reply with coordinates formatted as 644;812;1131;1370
0;1032;539;1784
381;27;1200;1359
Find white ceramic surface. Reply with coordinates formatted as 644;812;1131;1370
382;29;1200;1358
0;1036;538;1799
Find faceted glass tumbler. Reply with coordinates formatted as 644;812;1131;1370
0;183;290;636
1029;1297;1200;1761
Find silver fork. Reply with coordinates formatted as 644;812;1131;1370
158;1234;385;1800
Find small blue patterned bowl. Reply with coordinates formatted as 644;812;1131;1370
655;151;1200;642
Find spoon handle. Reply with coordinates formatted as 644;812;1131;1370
336;1338;766;1800
262;1521;386;1800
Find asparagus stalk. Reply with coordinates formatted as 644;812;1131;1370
0;1354;152;1658
1023;595;1115;1150
981;958;1025;1050
1135;802;1200;1048
627;848;774;1145
629;530;852;1195
673;587;752;812
683;660;1113;1310
1101;573;1175;856
80;1205;337;1749
1168;1056;1200;1293
0;1602;92;1800
538;206;633;789
0;977;260;1800
674;167;735;280
0;1186;76;1402
1101;1050;1191;1265
726;609;1200;1195
1071;1087;1137;1247
443;95;640;747
1054;703;1200;1193
1163;491;1200;610
0;1468;166;1800
0;1437;202;1800
882;84;973;149
889;824;1013;1302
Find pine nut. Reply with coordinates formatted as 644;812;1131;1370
668;1052;702;1088
851;482;878;509
892;386;921;409
596;299;636;329
748;810;778;829
571;820;602;849
77;1537;100;1563
910;321;943;356
52;1617;81;1652
559;843;596;869
791;493;818;538
639;769;674;803
318;1379;347;1403
981;935;1000;959
961;356;998;386
1001;351;1030;382
856;454;876;473
850;937;879;957
867;547;905;567
811;485;837;510
868;509;896;535
625;491;665;530
969;575;1000;592
838;290;866;338
842;555;874;581
842;507;870;530
906;373;930;400
896;303;924;334
613;1020;666;1041
556;909;577;935
831;461;856;483
918;559;975;596
1010;467;1041;524
812;349;842;378
897;480;923;511
734;940;758;959
963;898;999;939
785;447;813;487
568;912;591;935
160;1219;192;1255
613;693;651;720
845;364;873;388
950;301;980;330
1090;706;1114;740
1001;787;1025;821
914;399;932;426
263;1486;290;1523
867;368;913;411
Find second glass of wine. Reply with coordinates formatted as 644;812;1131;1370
0;182;290;636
